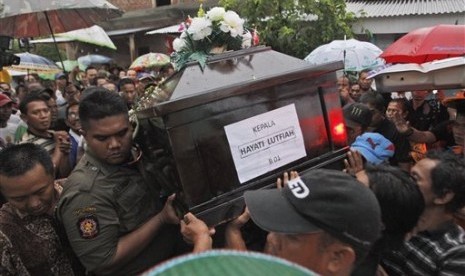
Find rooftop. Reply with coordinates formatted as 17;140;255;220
346;0;465;17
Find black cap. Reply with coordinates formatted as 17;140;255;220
244;169;382;251
343;103;373;129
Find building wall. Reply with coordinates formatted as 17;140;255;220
352;13;465;49
108;0;154;11
108;0;201;11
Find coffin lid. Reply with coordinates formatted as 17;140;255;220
136;46;342;118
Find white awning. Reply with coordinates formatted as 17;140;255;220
146;24;183;35
30;37;73;43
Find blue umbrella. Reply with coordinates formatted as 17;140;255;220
77;54;113;67
5;52;61;73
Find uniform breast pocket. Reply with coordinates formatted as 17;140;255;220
114;180;147;231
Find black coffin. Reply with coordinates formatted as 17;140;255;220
135;46;348;226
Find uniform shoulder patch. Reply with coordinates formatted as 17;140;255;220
77;215;100;239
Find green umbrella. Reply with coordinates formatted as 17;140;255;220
56;60;86;71
56;25;117;50
142;250;316;276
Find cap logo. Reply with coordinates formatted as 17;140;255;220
288;177;309;198
351;107;363;117
366;137;380;150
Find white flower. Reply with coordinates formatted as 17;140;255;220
173;38;187;52
219;11;244;37
187;17;213;40
206;7;225;22
242;31;252;48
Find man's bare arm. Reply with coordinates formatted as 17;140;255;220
180;213;215;253
391;113;437;144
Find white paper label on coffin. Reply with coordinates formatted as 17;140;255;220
224;104;306;183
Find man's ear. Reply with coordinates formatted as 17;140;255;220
433;191;455;205
326;243;356;275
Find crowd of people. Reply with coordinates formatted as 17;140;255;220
0;61;464;275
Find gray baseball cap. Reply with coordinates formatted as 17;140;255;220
244;169;382;251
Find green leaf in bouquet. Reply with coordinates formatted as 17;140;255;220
188;51;209;71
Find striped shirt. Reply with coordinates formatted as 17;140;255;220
19;130;56;155
381;223;465;276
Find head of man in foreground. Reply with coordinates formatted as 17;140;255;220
0;143;56;216
244;169;382;276
79;88;133;165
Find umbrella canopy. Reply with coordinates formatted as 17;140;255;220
56;25;117;50
0;0;122;38
77;54;113;67
381;25;465;64
56;60;86;71
143;250;316;276
369;56;465;92
4;52;61;73
304;39;385;72
130;53;171;71
31;25;117;50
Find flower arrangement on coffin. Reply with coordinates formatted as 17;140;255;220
171;6;257;71
135;6;259;111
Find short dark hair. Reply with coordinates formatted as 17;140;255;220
389;98;408;113
426;151;465;213
34;88;53;101
119;78;135;88
85;66;97;73
360;92;386;113
358;69;371;77
19;93;48;114
95;75;108;82
79;88;128;130
364;165;424;246
318;231;366;267
65;102;80;118
0;143;54;179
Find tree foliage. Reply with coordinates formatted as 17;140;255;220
11;39;66;62
33;44;66;63
220;0;356;58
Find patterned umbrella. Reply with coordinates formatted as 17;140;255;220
304;39;385;72
4;52;61;73
130;53;171;71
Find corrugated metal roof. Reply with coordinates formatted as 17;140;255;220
346;0;465;17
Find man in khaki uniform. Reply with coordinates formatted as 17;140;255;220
56;89;183;275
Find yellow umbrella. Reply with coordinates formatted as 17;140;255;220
0;70;12;83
